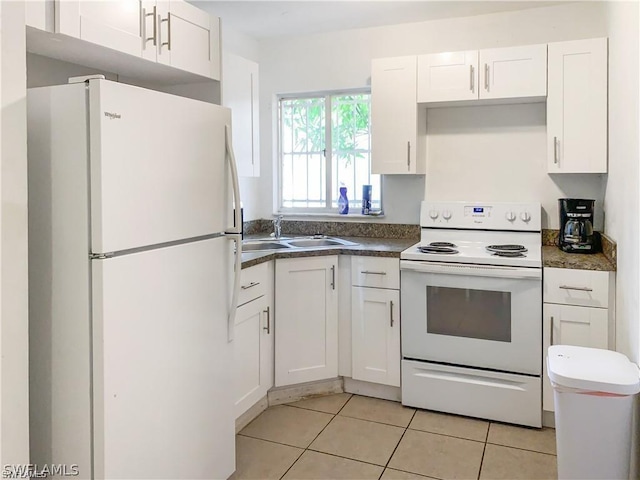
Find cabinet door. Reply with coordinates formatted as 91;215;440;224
352;287;400;387
234;296;274;418
479;44;547;100
275;257;338;387
157;0;221;80
371;56;422;174
223;53;260;177
56;0;144;57
417;51;478;102
542;303;609;412
547;38;608;173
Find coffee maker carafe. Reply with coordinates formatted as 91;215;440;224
558;198;598;253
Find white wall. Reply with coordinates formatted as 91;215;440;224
253;2;608;224
602;2;640;477
425;104;606;229
1;0;29;465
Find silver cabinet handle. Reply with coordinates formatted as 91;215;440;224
553;137;559;164
407;141;411;170
550;315;554;345
263;306;270;334
241;281;260;290
331;265;335;290
390;300;394;327
469;65;474;92
559;285;593;292
143;6;157;47
361;270;387;276
484;64;489;91
160;13;171;51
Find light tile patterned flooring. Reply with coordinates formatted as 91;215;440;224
231;393;557;480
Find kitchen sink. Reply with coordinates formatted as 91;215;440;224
287;238;347;248
242;242;292;252
241;236;358;252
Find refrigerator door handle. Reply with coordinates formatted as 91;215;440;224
224;124;243;342
224;125;242;236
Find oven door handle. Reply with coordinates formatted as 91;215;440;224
400;260;541;279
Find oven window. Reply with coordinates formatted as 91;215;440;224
426;286;511;342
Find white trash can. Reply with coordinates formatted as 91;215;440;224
548;345;640;480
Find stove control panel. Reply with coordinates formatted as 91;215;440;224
420;201;541;231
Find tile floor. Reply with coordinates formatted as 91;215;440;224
232;393;558;480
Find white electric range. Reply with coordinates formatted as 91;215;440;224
400;201;543;427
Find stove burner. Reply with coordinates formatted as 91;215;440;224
486;244;528;253
492;251;526;258
428;241;457;248
419;246;459;255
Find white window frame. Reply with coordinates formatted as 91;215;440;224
276;89;382;216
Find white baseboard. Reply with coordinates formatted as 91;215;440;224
235;395;269;433
268;378;344;406
542;410;556;428
343;377;401;402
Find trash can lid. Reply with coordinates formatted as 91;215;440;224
548;345;640;395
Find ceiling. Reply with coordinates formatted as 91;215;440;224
191;1;564;39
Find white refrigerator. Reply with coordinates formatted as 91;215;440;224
28;79;242;479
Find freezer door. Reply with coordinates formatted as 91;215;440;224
91;237;235;479
89;80;233;254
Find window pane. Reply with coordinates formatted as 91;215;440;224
280;93;380;213
330;94;380;211
280;97;326;208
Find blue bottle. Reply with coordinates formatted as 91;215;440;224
361;184;372;215
338;187;349;215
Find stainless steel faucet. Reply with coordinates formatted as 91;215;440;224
273;215;284;239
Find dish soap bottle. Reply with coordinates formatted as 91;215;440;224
338;186;349;215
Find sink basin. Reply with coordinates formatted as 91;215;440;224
241;236;358;253
242;242;291;252
287;238;345;247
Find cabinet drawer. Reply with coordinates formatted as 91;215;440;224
402;360;541;427
544;268;609;308
351;257;399;289
239;262;270;306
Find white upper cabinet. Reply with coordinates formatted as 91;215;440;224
371;56;426;175
547;38;608;173
155;0;221;80
479;44;547;100
223;53;260;177
57;0;145;57
55;0;221;80
417;50;478;103
417;44;546;104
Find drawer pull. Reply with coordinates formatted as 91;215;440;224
361;270;387;276
390;300;394;327
550;316;554;345
241;281;260;290
559;285;593;292
263;306;270;334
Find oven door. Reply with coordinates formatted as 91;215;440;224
400;260;542;375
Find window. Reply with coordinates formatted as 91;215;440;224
278;93;381;214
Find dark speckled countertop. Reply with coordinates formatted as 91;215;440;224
541;229;616;272
241;235;417;269
542;247;615;271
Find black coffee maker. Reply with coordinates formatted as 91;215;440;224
558;198;599;253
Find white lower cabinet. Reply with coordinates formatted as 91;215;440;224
350;257;401;388
234;295;273;418
275;256;338;387
542;303;609;412
352;287;400;387
542;267;615;413
234;262;274;418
